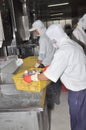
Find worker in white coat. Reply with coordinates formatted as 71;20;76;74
29;20;61;108
24;24;86;130
72;14;86;54
29;20;56;68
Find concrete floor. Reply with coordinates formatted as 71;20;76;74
51;91;71;130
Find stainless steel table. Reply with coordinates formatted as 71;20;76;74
0;84;49;130
0;56;50;130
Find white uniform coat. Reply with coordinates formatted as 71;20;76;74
44;39;86;91
73;14;86;45
73;27;86;45
44;24;86;91
38;33;56;66
29;20;56;66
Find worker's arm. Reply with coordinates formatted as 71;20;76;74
38;73;49;80
23;65;49;83
37;59;42;64
23;72;49;83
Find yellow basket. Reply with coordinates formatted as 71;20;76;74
13;68;50;92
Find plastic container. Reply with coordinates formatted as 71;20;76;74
12;68;50;92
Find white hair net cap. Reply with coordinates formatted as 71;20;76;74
46;24;68;48
78;14;86;29
29;20;46;35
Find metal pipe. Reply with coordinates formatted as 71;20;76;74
8;0;17;40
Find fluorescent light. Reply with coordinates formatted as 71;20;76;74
50;13;63;16
48;2;69;7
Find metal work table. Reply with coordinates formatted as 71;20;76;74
0;86;49;130
0;56;50;130
0;85;46;112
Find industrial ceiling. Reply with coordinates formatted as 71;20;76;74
0;0;86;22
27;0;86;21
0;0;86;56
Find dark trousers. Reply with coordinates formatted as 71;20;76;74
46;79;62;109
68;89;86;130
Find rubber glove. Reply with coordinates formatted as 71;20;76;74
23;75;32;83
23;73;39;83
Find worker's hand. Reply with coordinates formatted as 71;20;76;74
23;73;39;83
42;66;49;72
34;62;40;68
23;75;32;83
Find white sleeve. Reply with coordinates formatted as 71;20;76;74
44;50;69;82
38;38;46;60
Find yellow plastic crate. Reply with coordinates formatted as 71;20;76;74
19;56;38;72
13;68;50;92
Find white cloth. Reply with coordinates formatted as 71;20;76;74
38;33;56;66
16;58;23;67
44;24;86;91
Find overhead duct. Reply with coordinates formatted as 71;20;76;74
12;0;30;42
18;15;30;41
